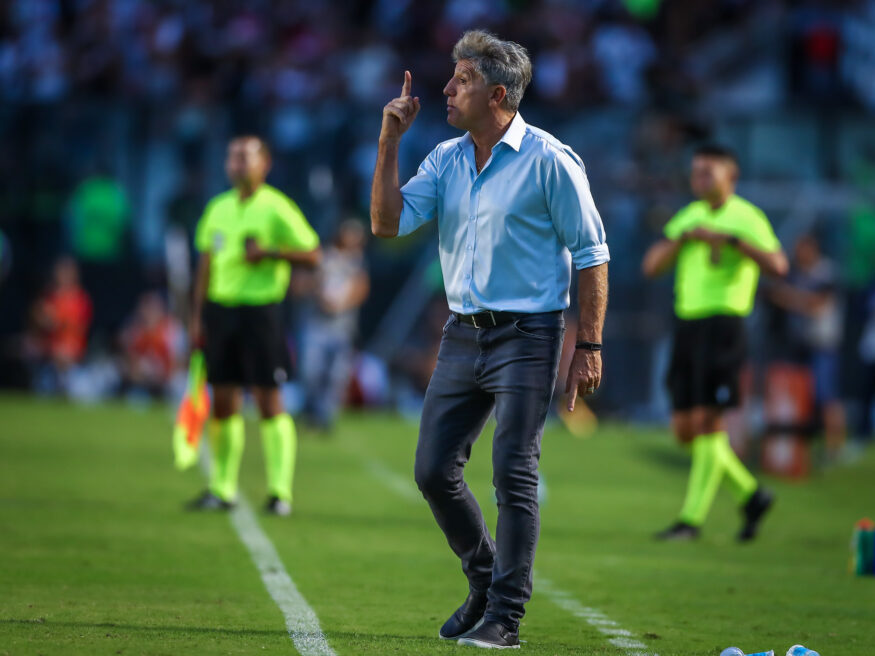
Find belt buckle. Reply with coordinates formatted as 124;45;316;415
471;311;496;329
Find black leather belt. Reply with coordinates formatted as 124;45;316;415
454;310;519;328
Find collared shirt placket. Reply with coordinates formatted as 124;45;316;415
461;148;497;313
463;175;482;313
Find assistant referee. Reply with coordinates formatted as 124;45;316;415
188;136;321;516
642;144;788;541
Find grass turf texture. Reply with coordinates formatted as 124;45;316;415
1;395;873;655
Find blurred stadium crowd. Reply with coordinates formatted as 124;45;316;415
1;0;875;456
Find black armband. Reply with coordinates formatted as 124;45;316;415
575;341;602;351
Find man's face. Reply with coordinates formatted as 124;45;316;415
225;138;269;187
443;60;493;131
690;155;736;200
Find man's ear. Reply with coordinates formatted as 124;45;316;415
490;85;507;107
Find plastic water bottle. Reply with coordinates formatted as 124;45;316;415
786;646;820;656
721;649;774;656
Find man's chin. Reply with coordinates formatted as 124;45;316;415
446;114;464;130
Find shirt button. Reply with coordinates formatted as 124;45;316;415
464;274;471;279
469;216;475;221
467;245;473;250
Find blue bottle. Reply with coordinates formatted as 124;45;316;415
786;646;820;656
721;649;774;656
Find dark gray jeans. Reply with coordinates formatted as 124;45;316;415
414;311;565;631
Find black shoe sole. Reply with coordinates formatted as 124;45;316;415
457;636;520;649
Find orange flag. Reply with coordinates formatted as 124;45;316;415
173;350;210;470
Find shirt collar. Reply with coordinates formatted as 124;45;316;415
499;112;526;152
459;112;527;153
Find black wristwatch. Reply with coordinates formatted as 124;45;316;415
575;341;602;351
727;235;740;248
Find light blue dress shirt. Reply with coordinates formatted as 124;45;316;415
399;112;609;314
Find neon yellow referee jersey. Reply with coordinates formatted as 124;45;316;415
664;194;780;319
195;184;319;306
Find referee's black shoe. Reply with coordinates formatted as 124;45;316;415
185;490;235;511
439;591;487;640
654;521;700;541
457;621;520;649
738;487;774;542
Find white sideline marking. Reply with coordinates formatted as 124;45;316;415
362;456;421;502
230;499;337;655
537;576;656;656
357;454;658;656
199;453;336;655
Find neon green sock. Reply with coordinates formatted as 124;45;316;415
260;414;296;502
713;431;758;505
678;433;724;526
208;415;245;502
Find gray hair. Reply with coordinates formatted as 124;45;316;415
452;30;532;112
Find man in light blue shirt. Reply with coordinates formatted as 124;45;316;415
371;30;609;649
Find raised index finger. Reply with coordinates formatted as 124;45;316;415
401;70;411;98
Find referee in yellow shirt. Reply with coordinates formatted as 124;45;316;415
188;136;321;516
642;144;788;541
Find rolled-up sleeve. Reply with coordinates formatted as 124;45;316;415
398;147;440;237
546;148;610;270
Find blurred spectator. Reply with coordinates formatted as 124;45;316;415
790;2;843;103
119;292;183;398
592;14;657;105
299;219;370;430
66;174;130;264
24;257;92;393
768;234;846;457
65;172;132;333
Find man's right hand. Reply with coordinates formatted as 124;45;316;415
381;71;420;141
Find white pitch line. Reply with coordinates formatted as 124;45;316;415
229;498;337;656
362;456;421;503
537;575;657;656
356;453;658;656
199;450;336;655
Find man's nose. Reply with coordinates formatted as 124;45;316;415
443;81;453;96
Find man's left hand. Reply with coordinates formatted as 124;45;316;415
565;349;602;412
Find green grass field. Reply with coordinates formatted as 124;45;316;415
1;394;873;655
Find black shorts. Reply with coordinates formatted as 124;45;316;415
667;315;746;411
202;301;291;388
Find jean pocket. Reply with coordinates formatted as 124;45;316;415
512;318;556;341
442;314;458;336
